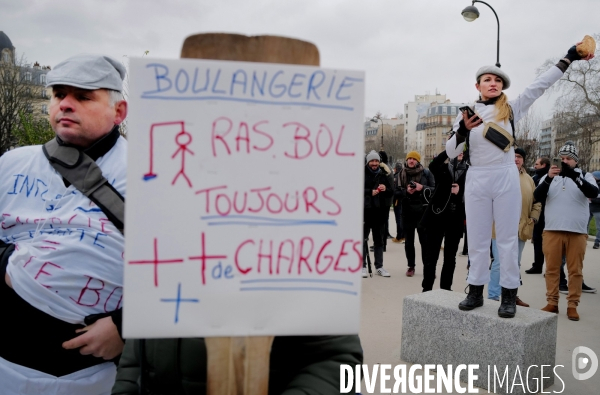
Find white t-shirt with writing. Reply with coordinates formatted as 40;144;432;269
0;138;126;324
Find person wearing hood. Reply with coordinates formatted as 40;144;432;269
420;132;468;292
446;41;594;318
394;151;435;277
363;151;393;277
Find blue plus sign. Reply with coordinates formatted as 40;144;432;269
160;283;199;323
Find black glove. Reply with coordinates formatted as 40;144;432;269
565;45;583;63
559;166;581;183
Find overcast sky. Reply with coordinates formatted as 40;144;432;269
2;0;598;120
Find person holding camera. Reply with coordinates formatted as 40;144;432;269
446;41;594;318
395;151;435;277
363;151;393;277
534;141;599;321
420;135;468;292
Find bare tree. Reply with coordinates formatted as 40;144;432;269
0;55;35;154
538;34;600;171
514;104;542;170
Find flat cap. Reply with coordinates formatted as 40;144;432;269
476;65;511;90
46;54;126;92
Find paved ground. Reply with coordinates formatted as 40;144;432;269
359;218;600;394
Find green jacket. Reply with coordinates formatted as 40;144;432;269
112;335;362;395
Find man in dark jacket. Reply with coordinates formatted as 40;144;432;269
392;162;405;243
378;150;395;251
395;151;435;277
363;150;393;277
112;335;363;394
421;147;467;292
525;157;550;274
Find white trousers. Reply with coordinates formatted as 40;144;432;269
465;164;521;289
0;356;115;395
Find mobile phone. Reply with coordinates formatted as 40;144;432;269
552;158;561;167
409;181;416;189
459;106;481;122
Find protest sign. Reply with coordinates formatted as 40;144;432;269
124;57;365;338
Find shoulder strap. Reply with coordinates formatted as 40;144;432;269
509;105;516;143
43;138;125;234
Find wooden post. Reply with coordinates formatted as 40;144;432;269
180;33;319;395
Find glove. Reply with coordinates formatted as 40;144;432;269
565;45;583;63
560;166;582;184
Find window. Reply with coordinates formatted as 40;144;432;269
40;74;46;84
26;103;33;113
41;104;48;114
451;107;456;115
41;89;47;98
25;72;32;82
442;107;447;114
25;88;31;95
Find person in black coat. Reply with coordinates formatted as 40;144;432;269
363;151;393;277
394;151;435;277
420;141;468;292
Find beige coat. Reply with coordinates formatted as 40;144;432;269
517;167;541;241
492;167;541;240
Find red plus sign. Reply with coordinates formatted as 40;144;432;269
189;232;227;285
129;238;183;287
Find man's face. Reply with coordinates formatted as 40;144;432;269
561;155;577;169
514;153;524;170
368;159;380;171
534;158;546;170
49;85;127;148
406;158;418;168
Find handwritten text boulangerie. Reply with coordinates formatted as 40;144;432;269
124;58;365;338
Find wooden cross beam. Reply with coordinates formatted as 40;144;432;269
180;33;319;395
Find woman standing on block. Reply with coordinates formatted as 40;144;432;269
446;41;594;318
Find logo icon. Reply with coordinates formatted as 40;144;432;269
572;346;598;380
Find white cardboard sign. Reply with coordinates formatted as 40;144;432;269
124;57;365;338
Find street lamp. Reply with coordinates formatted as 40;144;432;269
370;116;384;149
461;0;501;68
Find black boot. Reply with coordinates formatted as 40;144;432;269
498;287;518;318
458;285;484;311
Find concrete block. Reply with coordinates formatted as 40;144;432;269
401;290;558;394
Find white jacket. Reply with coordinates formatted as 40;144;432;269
446;66;563;167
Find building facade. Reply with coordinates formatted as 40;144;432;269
1;30;51;122
419;101;466;164
403;93;447;154
364;117;405;165
538;118;553;158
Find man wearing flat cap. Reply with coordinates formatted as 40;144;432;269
0;54;128;394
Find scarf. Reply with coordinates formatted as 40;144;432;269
400;164;424;188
